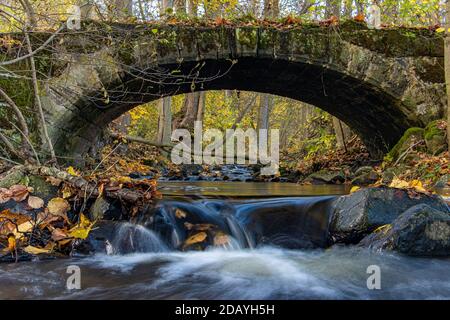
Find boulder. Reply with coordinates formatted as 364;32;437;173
434;174;450;189
329;187;450;244
305;170;346;185
88;197;123;221
351;166;380;186
386;127;425;161
424;120;447;155
359;204;450;256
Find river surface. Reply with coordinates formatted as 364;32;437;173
0;182;450;300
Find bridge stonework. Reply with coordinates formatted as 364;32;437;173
37;22;445;162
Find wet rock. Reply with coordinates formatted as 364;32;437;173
360;204;450;256
305;170;345;185
351;166;379;186
238;196;336;249
85;220;119;254
88;197;123;221
329;187;450;244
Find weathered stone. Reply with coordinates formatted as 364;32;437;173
7;23;441;164
329;187;450;244
359;204;450;256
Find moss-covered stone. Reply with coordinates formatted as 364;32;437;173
424;120;447;155
387;127;425;160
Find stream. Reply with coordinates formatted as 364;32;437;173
1;181;450;300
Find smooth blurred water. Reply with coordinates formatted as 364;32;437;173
0;183;449;300
1;246;450;299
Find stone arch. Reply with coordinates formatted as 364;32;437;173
39;23;445;163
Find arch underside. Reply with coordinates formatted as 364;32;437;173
54;58;416;162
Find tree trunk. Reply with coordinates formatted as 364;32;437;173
157;97;172;145
446;0;450;152
174;0;186;14
257;94;272;130
326;0;341;18
110;0;133;20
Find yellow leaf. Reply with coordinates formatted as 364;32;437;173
175;209;187;219
68;213;94;240
66;166;80;177
389;177;409;189
350;186;360;193
436;27;445;33
13;220;34;239
183;232;207;248
7;234;16;252
373;224;392;234
23;245;51;255
409;179;427;192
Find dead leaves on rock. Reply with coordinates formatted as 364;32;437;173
0;183;97;261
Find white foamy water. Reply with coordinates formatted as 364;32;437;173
1;246;450;300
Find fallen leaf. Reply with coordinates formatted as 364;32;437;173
373;224;392;235
51;228;68;241
28;196;44;209
350;186;360;193
46;176;62;186
67;166;80;176
389;177;409;189
0;188;12;203
409;180;427;193
183;232;207;248
68;213;94;239
7;234;16;252
175;209;187;219
23;245;51;255
213;231;230;246
13;220;34;239
354;13;365;22
47;198;70;217
9;185;31;202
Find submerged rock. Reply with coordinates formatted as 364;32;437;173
360;204;450;256
329;187;450;244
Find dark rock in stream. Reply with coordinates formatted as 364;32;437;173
304;171;346;185
359;204;450;256
236;197;337;249
351;166;380;186
329;187;450;244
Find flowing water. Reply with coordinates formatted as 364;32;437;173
1;182;450;300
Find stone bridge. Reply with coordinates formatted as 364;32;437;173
35;22;445;162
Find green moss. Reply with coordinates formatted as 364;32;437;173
387;127;424;160
424;120;443;141
236;27;258;49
